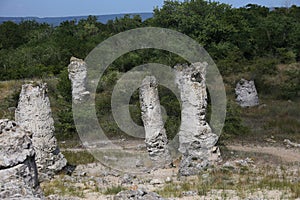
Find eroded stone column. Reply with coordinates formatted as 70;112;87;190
15;83;67;180
235;79;259;107
175;62;221;176
0;119;43;199
68;56;90;104
139;76;171;166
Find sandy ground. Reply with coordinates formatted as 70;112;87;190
226;144;300;163
48;141;300;200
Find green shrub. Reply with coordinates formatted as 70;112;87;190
279;69;300;100
221;100;250;139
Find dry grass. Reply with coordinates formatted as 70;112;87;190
41;175;85;198
239;98;300;142
61;150;96;165
156;164;300;199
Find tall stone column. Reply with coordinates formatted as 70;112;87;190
139;76;171;167
175;62;221;176
15;83;67;180
68;57;90;104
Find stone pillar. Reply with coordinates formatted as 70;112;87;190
139;76;171;166
0;119;43;199
68;57;90;104
235;79;259;107
175;62;221;176
15;83;67;180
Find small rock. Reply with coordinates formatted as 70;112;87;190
265;138;276;143
182;190;198;196
136;144;146;150
109;170;120;177
150;179;163;185
201;173;209;180
121;174;133;184
165;177;172;183
135;159;144;168
103;156;118;162
235;157;254;167
284;139;300;148
114;189;165;200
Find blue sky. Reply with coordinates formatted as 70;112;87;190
0;0;299;17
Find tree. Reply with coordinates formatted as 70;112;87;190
0;21;22;49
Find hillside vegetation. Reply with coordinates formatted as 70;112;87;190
0;0;299;143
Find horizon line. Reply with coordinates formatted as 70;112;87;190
0;11;154;19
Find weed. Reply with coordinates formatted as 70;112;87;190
41;176;84;198
103;185;126;195
62;150;96;165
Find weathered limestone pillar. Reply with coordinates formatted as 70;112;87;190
139;76;171;166
235;79;259;107
175;62;221;176
68;57;90;104
15;83;67;180
0;119;43;199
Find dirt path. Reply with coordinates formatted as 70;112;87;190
226;144;300;163
60;140;300;164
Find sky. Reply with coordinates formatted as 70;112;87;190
0;0;300;17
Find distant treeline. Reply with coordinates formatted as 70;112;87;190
0;13;153;27
0;1;300;80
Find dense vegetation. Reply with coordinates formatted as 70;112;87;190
0;0;299;141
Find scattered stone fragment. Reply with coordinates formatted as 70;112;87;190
0;119;44;199
139;76;171;166
222;157;255;172
121;174;133;184
165;177;172;183
235;78;259;107
150;179;163;185
175;63;221;176
182;190;198;197
235;157;254;167
114;189;165;200
68;56;90;104
103;155;118;162
136;159;144;168
284;139;300;148
15;83;67;180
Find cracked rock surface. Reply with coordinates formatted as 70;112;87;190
15;83;67;181
235;78;259;107
139;76;171;166
0;119;43;199
68;57;90;104
175;63;221;176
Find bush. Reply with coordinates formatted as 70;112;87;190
221;100;250;139
279;69;300;100
276;48;296;64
